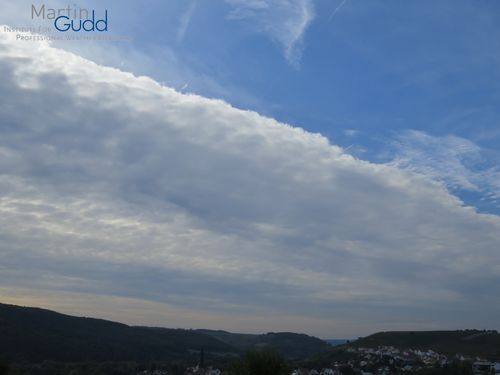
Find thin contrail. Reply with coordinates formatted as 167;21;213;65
328;0;349;21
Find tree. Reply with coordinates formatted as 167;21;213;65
226;350;289;375
0;359;10;375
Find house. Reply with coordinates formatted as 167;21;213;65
472;361;494;375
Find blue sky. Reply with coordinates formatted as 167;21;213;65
0;0;499;338
50;0;500;214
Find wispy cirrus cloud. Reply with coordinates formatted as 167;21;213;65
225;0;314;66
328;0;350;21
177;1;197;44
388;130;500;207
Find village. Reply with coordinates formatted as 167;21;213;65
290;346;500;375
137;345;500;375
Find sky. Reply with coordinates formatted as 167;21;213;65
0;0;499;338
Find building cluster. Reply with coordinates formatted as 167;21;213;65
136;344;500;375
292;368;341;375
137;366;222;375
184;366;221;375
472;361;500;375
291;346;500;375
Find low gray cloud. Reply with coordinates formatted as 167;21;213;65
0;33;499;336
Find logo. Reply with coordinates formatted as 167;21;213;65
31;4;108;32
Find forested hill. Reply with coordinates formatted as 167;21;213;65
0;302;235;363
352;330;500;358
0;303;330;363
196;329;331;360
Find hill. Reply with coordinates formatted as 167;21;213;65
196;329;331;360
301;330;500;370
352;330;500;359
324;339;351;347
0;302;235;363
0;303;330;364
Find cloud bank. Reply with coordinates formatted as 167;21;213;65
1;32;499;336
